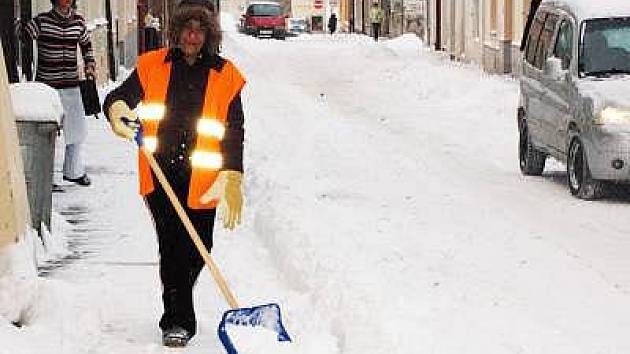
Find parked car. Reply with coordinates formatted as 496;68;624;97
518;0;630;199
286;17;308;36
241;1;286;39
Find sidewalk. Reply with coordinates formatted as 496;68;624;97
41;118;228;352
40;110;314;352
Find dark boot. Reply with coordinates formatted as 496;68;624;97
162;325;192;347
63;174;91;186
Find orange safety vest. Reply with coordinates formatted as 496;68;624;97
135;48;246;209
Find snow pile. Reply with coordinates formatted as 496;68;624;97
0;275;106;353
0;229;40;325
382;33;425;57
9;83;63;123
0;219;70;327
35;212;71;266
226;326;295;353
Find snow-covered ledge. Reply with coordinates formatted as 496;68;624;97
9;82;63;124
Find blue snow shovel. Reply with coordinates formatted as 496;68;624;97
124;118;291;352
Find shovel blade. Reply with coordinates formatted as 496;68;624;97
217;303;291;354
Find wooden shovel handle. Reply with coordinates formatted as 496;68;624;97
141;147;240;309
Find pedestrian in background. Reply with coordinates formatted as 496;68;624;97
16;0;95;186
103;0;245;347
369;1;384;41
144;9;161;51
328;13;338;35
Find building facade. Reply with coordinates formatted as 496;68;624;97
424;0;533;75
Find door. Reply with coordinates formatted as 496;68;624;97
530;11;559;151
545;17;575;154
534;12;564;152
521;10;548;148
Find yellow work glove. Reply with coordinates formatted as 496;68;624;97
200;170;243;230
108;100;139;140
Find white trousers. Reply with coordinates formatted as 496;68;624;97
57;87;87;179
63;143;85;179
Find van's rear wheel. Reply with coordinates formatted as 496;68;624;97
519;120;546;175
567;138;604;200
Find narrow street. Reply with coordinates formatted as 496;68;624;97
5;25;630;353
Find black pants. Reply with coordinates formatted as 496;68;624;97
372;23;381;41
145;156;215;337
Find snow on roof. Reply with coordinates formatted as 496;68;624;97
542;0;630;19
9;83;63;123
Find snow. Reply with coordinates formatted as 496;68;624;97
36;213;72;266
1;12;630;354
0;228;39;324
577;76;630;113
8;83;63;123
227;326;295;353
0;211;71;332
543;0;630;19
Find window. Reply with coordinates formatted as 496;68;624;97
525;12;546;65
580;17;630;75
248;4;281;16
554;20;574;70
534;13;559;69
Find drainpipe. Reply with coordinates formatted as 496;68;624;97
349;0;354;32
434;0;441;50
105;0;116;80
449;0;455;59
504;0;513;74
401;0;404;35
361;0;365;33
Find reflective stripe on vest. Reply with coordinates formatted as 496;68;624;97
135;48;246;209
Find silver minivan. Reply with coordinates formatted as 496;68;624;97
519;0;630;199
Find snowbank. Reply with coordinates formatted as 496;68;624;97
0;229;39;325
35;212;71;267
382;33;425;57
9;83;63;123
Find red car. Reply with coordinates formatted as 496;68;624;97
241;1;286;39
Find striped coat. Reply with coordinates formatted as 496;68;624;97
17;8;94;89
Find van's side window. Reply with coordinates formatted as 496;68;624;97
554;20;574;70
525;12;546;65
534;13;559;70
